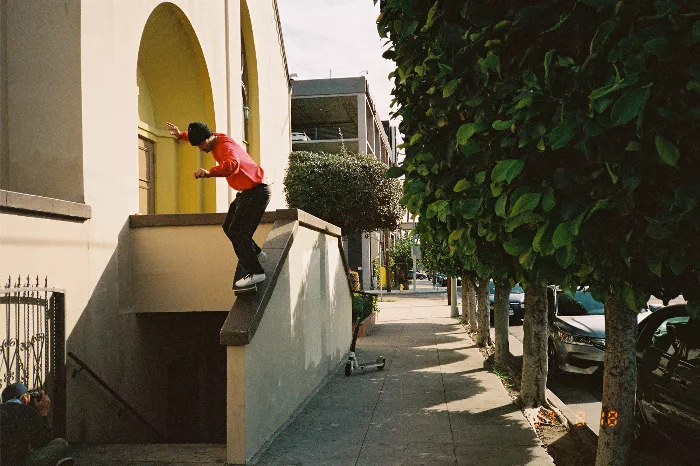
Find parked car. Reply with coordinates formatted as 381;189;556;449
291;132;310;142
438;274;461;287
488;280;525;322
547;287;653;375
408;270;426;280
635;303;699;461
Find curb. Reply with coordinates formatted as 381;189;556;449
544;387;599;450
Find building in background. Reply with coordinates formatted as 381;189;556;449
291;77;395;289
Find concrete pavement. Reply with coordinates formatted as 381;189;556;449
253;294;553;465
72;294;554;465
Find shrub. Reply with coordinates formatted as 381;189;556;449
352;292;378;323
348;270;360;291
283;151;403;235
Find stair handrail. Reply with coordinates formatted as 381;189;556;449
67;352;166;441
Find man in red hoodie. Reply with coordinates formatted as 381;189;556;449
167;121;270;290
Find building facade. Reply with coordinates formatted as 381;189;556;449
1;0;291;446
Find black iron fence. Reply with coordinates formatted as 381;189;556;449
0;276;66;437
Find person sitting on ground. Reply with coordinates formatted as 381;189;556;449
0;383;73;466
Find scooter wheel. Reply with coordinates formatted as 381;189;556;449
377;357;386;370
344;362;353;376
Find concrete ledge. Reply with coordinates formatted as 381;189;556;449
0;189;91;221
129;209;342;237
219;219;298;346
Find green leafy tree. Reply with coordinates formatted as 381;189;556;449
284;151;403;234
379;1;700;464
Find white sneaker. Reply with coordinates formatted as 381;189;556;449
235;273;266;288
258;250;267;263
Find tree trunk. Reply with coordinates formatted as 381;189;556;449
475;279;491;347
519;284;549;408
493;279;510;368
467;275;478;332
595;293;637;466
461;276;469;326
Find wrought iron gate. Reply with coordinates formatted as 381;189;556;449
0;276;66;437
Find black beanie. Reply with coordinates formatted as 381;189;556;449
187;122;213;146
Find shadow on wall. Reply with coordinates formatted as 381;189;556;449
65;220;228;444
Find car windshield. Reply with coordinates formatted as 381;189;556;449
488;281;524;294
557;291;605;316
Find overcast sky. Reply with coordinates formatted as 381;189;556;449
277;0;397;125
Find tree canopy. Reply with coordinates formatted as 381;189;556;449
284;150;403;235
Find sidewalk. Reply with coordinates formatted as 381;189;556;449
254;295;553;465
72;295;554;465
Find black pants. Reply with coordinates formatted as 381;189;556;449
223;183;271;281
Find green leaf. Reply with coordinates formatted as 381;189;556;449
457;124;477;145
448;229;464;244
542;188;555;212
494;20;511;31
533;224;553;254
644;38;669;57
503;237;531;256
465;96;484;107
459;140;481;157
514;96;533;110
475;171;486;183
669;250;688;275
552;222;572;249
403;20;419;37
550;117;578;149
443;79;461;98
492;120;514;131
409;133;423;145
422;1;440;32
544;49;554;84
491;159;525;184
689;21;700;45
590;21;615;54
495;193;507;218
610;86;651;126
461;198;482;219
537;138;545;151
556;245;576;269
605;162;619;184
510;193;541;217
646;254;662;277
386;166;404;178
483;52;501;72
454;178;471;192
655;134;680;167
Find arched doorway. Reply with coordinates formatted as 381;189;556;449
136;3;216;214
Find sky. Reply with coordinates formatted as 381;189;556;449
277;0;398;126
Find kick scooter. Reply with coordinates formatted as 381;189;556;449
345;314;386;376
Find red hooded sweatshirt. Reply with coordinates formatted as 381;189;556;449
178;131;264;191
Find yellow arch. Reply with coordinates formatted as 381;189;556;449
137;2;216;214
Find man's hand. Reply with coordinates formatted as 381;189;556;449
194;168;210;179
35;391;51;417
166;121;181;138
